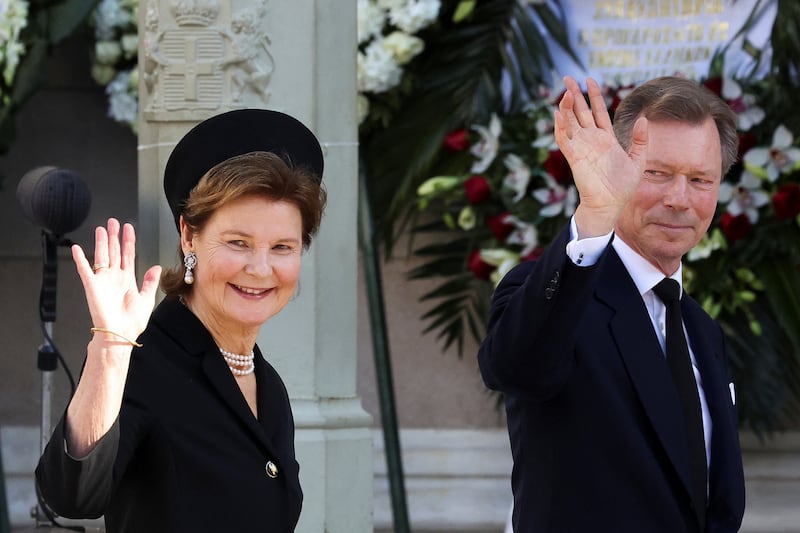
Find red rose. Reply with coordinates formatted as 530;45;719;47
773;183;800;221
442;129;470;152
544;150;573;184
487;212;515;241
703;77;723;97
463;175;491;204
737;132;758;161
468;249;494;280
609;84;635;112
719;212;751;242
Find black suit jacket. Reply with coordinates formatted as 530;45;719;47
36;298;302;533
478;226;745;532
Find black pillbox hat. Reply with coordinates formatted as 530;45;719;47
163;108;324;230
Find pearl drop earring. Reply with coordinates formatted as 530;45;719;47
184;251;197;285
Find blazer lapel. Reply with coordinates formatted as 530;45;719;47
201;350;277;451
597;251;697;506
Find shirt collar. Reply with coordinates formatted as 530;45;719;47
611;235;683;297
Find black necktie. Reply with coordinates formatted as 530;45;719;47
652;278;707;529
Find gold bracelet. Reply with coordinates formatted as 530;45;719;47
90;327;143;348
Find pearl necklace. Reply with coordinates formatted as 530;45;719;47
219;347;255;376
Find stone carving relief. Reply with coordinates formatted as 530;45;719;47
142;0;273;120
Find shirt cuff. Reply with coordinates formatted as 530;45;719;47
565;216;613;267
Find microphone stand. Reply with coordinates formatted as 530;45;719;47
31;231;60;528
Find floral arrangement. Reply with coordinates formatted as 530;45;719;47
413;66;800;431
356;0;441;123
89;0;139;132
0;0;29;108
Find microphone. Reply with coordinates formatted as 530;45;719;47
16;166;91;237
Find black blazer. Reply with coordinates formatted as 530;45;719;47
478;226;745;532
36;298;302;533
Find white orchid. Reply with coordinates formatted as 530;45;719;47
504;215;538;257
502;153;531;202
532;174;577;218
743;124;800;182
479;248;521;286
718;170;770;223
721;77;765;131
470;114;502;173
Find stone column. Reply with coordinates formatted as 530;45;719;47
136;1;372;532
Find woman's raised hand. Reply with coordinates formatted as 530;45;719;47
72;218;162;349
66;219;162;456
553;76;649;238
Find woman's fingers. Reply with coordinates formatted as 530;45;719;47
107;218;121;270
72;244;92;283
120;222;136;272
92;224;109;273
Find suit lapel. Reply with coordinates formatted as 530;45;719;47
201;351;276;449
597;251;697;506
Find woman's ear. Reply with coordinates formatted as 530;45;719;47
179;216;194;254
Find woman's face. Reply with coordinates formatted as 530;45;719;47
181;195;303;338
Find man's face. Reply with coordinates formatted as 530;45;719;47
615;117;722;275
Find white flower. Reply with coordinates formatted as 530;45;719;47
532;174;577;218
95;40;122;65
687;229;726;262
718;170;770;223
357;40;402;93
120;33;138;59
458;206;476;230
479;248;521;286
502;153;531;202
531;116;557;150
743;124;800;181
381;30;424;65
93;0;134;40
470;114;501;173
106;69;138;128
504;215;538;257
386;0;440;34
721;77;765;131
0;0;29;87
357;0;386;44
91;63;117;86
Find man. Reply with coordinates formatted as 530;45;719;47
478;76;745;532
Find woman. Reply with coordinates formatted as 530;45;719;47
35;109;327;533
